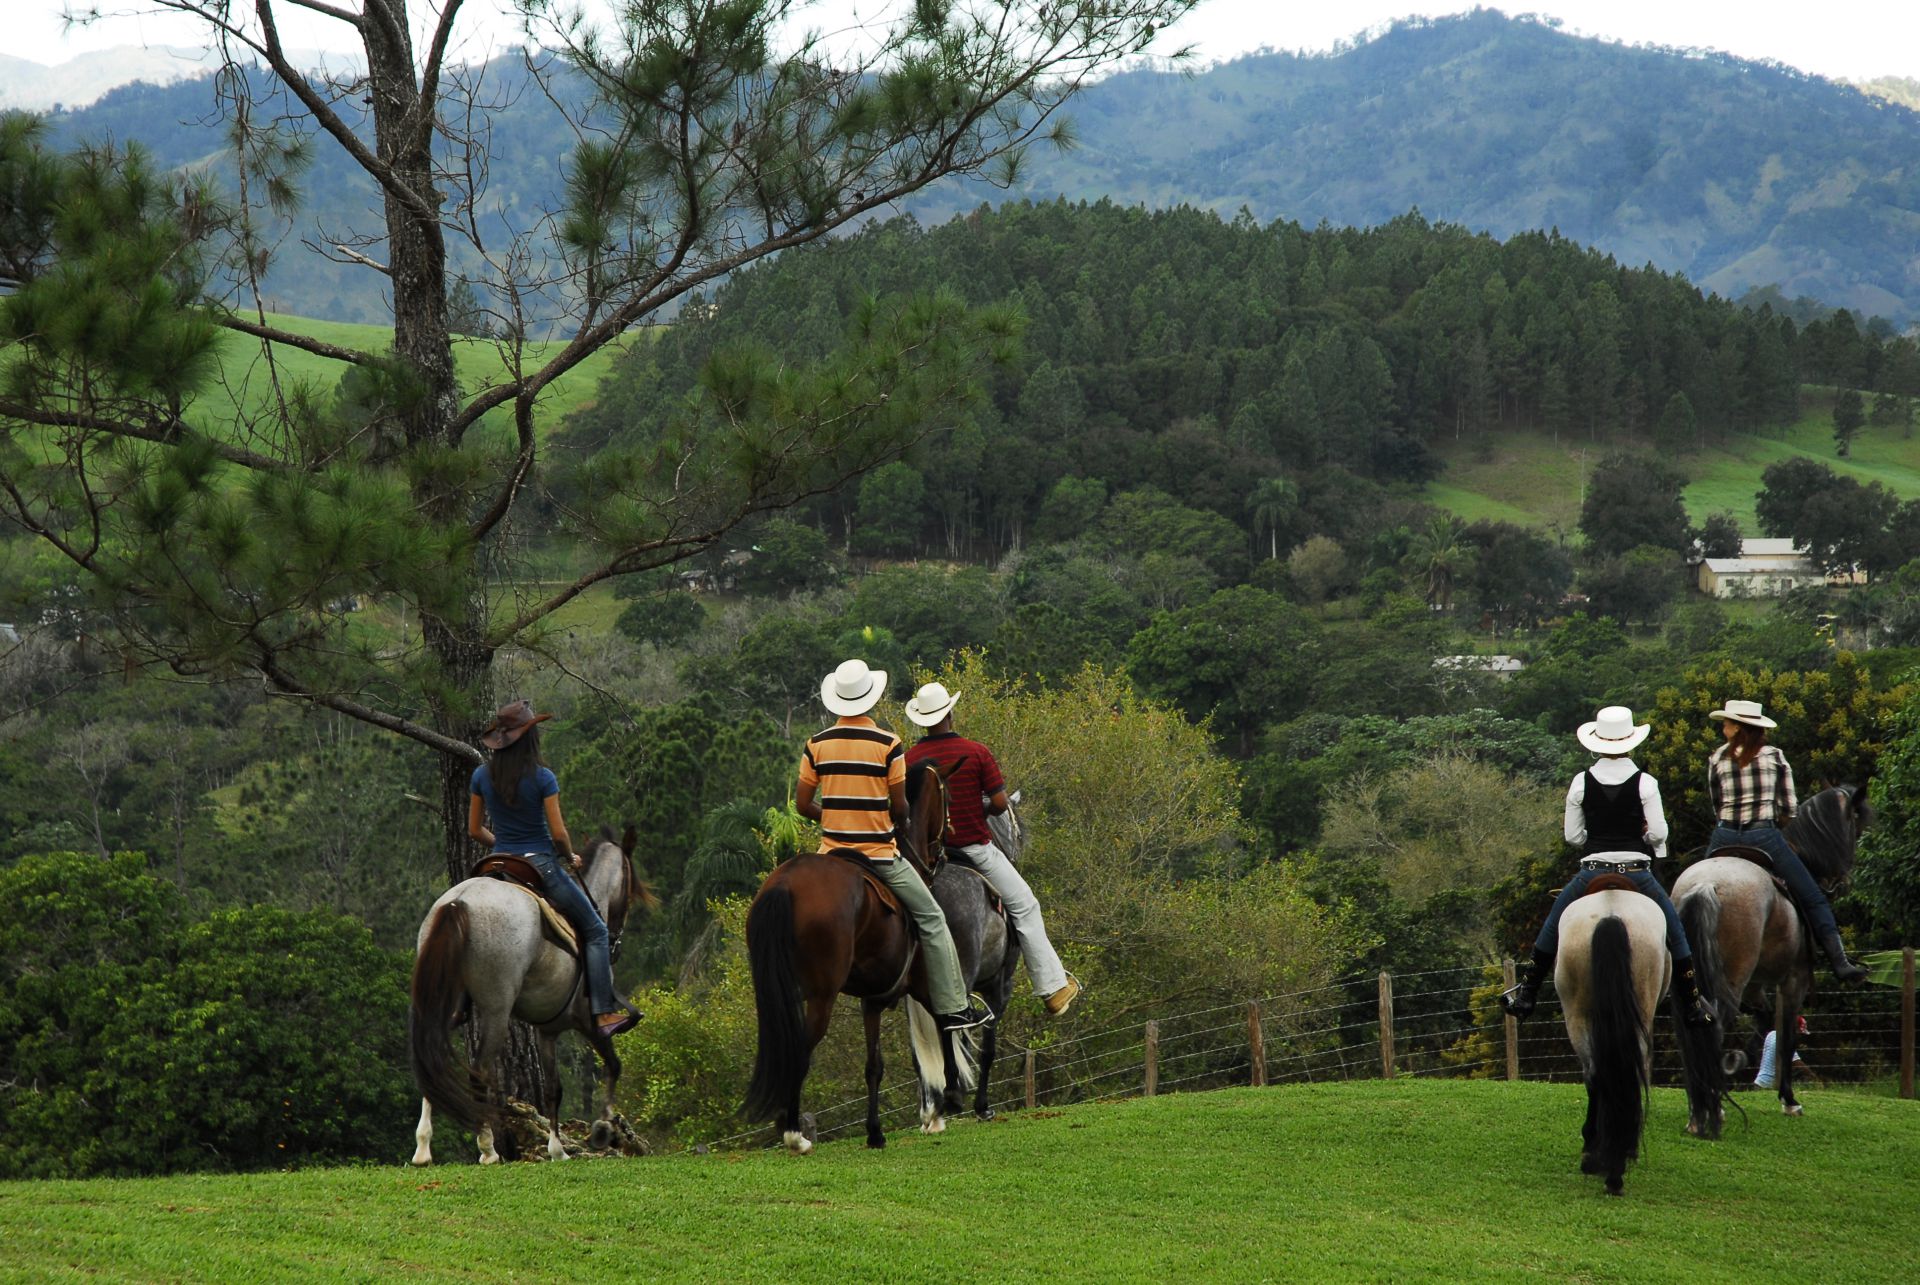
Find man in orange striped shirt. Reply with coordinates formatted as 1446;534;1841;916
796;659;989;1032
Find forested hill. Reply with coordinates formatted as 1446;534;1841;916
30;9;1920;323
901;9;1920;321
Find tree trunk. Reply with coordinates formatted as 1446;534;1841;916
363;8;542;1113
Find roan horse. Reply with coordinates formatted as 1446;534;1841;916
409;828;646;1164
905;840;1019;1129
1671;785;1870;1138
744;761;977;1152
1555;882;1719;1196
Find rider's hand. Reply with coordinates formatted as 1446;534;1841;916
571;854;584;872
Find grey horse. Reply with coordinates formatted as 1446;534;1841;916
408;829;645;1165
906;809;1020;1131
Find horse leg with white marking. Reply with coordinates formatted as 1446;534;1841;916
537;1032;567;1161
411;1098;435;1166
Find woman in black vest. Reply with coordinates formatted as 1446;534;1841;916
1501;706;1715;1028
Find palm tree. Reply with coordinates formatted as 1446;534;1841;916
1246;477;1299;561
1404;514;1470;611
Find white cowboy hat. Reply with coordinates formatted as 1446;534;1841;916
1708;698;1777;729
821;658;887;716
905;681;959;727
1577;705;1650;755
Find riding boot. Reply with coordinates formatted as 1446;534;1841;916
1817;927;1869;983
1672;959;1716;1029
1499;948;1553;1020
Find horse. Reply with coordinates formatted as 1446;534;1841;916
1670;784;1870;1137
1553;884;1674;1196
905;847;1018;1128
743;760;977;1152
408;827;646;1165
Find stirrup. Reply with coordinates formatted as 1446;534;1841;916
1499;984;1536;1019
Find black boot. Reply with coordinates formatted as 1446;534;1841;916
1500;949;1553;1020
1672;959;1716;1029
1817;928;1868;984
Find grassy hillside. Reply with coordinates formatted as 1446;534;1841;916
1429;390;1920;535
199;313;633;447
3;1082;1915;1281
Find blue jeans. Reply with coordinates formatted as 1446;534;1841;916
1534;866;1691;962
527;852;616;1015
1707;824;1839;939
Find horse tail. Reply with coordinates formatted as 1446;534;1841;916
744;882;809;1123
1674;886;1737;1139
905;997;948;1100
1584;915;1649;1184
409;900;483;1135
1680;887;1739;1022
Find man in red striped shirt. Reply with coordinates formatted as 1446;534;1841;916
905;681;1079;1017
796;660;990;1032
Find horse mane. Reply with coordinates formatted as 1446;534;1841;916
1782;785;1866;887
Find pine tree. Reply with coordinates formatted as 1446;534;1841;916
1834;387;1866;457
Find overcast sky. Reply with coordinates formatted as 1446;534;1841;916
18;2;1920;83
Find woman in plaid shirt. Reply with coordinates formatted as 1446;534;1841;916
1702;699;1866;983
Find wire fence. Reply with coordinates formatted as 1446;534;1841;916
693;947;1920;1152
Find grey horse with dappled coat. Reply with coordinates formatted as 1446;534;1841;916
408;829;645;1165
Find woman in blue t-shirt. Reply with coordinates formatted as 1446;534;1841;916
467;700;635;1038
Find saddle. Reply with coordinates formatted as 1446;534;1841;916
1713;844;1797;900
469;854;581;956
1581;872;1645;897
942;848;1006;917
824;848;905;918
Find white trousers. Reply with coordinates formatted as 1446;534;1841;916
957;841;1068;997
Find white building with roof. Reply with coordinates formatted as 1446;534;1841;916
1696;538;1856;599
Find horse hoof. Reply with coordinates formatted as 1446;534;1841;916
867;1134;885;1150
1579;1152;1603;1175
479;1153;500;1166
409;1151;432;1167
1605;1180;1624;1197
782;1130;813;1155
975;1107;995;1123
920;1117;946;1135
1783;1103;1804;1117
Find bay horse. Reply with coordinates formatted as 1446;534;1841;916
1554;885;1675;1196
743;760;976;1152
1671;785;1870;1138
408;827;647;1165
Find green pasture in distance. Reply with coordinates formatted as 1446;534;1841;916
1429;389;1920;537
192;313;638;448
3;1081;1914;1282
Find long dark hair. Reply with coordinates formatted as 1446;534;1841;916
1728;722;1767;770
491;725;544;806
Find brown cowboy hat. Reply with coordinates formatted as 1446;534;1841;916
480;699;552;750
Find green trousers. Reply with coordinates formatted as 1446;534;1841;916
867;853;969;1014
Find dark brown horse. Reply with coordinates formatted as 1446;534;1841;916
1671;785;1870;1137
743;761;973;1152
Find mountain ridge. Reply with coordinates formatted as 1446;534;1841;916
22;10;1920;324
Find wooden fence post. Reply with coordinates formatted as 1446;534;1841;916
1378;971;1396;1080
1503;958;1520;1082
1902;947;1915;1102
1144;1020;1160;1097
1248;1001;1267;1087
1024;1048;1036;1110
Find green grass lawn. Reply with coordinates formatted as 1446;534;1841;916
1429;390;1920;535
4;1081;1914;1282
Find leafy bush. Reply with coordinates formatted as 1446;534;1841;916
0;852;413;1178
